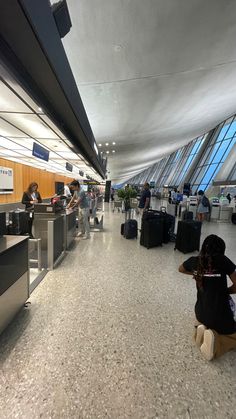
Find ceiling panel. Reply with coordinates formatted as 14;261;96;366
61;0;236;182
1;113;60;139
0;80;33;113
38;138;70;151
40;114;67;139
6;137;35;149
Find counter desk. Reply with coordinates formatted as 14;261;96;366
33;205;77;270
0;235;29;335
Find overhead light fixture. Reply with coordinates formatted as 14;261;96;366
112;150;115;153
98;143;102;147
106;151;109;154
38;107;42;112
112;142;116;145
105;142;109;146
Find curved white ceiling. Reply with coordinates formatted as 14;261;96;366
61;0;236;183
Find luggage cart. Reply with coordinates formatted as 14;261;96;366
130;198;139;217
113;199;123;212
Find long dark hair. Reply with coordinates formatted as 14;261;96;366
195;235;226;289
27;182;38;194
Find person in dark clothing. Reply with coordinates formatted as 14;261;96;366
138;182;151;216
22;182;42;237
110;187;115;201
179;234;236;361
226;193;231;204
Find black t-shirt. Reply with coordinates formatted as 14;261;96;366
139;189;151;209
183;255;236;334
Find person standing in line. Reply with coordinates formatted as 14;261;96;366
67;180;90;239
226;193;231;204
138;182;151;217
196;190;209;222
179;234;236;361
110;187;115;201
22;182;42;238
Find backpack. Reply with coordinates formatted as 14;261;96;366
202;195;210;207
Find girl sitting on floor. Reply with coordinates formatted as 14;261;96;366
179;234;236;361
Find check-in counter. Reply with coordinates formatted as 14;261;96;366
33;204;77;269
34;212;65;270
219;206;233;222
0;236;29;335
210;206;220;220
63;209;77;249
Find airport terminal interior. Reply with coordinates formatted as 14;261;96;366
0;1;236;418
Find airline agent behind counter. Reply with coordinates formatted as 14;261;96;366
22;181;42;238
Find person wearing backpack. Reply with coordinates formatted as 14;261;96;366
196;190;210;222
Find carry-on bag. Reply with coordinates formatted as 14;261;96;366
140;213;163;248
121;223;125;235
124;219;138;239
175;220;202;253
8;210;30;235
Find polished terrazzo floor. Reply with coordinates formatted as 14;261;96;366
0;202;236;419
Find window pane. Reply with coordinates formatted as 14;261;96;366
190;140;201;155
210;139;231;164
225;119;236;139
221;137;236;162
195;166;207;184
210;123;224;144
201;163;218;184
216;117;234;142
199;146;213;166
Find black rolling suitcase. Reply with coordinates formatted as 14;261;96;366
8;210;30;235
140;211;163;248
124;219;138;239
232;213;236;225
162;213;175;243
175;220;202;253
121;223;124;235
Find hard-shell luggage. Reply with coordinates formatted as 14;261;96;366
121;223;125;235
8;210;30;235
232;213;236;225
124;219;138;239
162;213;175;243
175;220;202;253
140;212;163;248
182;210;193;221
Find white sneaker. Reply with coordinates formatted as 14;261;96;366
200;329;215;361
77;232;85;237
82;235;90;240
195;324;207;347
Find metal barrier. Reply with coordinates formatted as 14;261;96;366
29;238;42;271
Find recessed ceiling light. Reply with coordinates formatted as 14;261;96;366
112;142;116;145
106;151;109;154
98;143;102;147
105;142;109;146
112;150;115;153
38;107;42;112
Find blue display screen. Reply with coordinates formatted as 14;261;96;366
32;142;49;162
